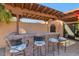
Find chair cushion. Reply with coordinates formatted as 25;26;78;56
10;43;27;53
59;37;67;41
49;38;58;42
34;36;44;41
34;41;45;46
10;39;22;46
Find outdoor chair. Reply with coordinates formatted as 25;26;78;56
58;37;67;53
33;36;46;56
5;38;28;56
48;33;60;56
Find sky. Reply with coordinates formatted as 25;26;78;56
40;3;79;12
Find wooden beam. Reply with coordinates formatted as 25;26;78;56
5;5;55;20
48;9;53;14
29;3;33;10
48;19;51;32
62;14;75;19
36;5;41;11
55;12;61;15
50;10;57;15
22;3;24;9
66;21;79;24
11;4;15;7
51;10;58;15
16;15;20;34
31;15;36;18
27;14;32;18
35;15;40;19
38;16;43;20
42;7;48;12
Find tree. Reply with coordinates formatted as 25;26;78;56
0;4;12;23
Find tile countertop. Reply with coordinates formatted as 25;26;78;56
6;32;59;40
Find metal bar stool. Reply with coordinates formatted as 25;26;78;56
33;36;46;56
48;38;59;56
58;37;67;53
5;38;28;56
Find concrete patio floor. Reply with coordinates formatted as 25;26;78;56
0;39;79;56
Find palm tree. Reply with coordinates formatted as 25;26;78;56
0;4;12;23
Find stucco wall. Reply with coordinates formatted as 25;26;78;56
50;20;64;37
0;22;48;48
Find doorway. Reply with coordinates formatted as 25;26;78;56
50;24;56;32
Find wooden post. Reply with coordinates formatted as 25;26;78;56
45;21;48;32
48;19;51;32
16;15;20;34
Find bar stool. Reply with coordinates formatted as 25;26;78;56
48;38;59;56
58;37;67;52
33;36;46;56
5;38;28;56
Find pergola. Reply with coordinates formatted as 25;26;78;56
4;3;66;34
63;9;79;22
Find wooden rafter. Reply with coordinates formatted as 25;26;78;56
29;3;33;10
49;10;56;15
22;3;24;9
11;3;15;7
47;9;53;14
35;16;41;19
35;5;41;11
62;14;75;19
31;15;36;18
52;10;58;15
42;7;48;12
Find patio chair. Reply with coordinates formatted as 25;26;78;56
33;36;46;56
58;37;67;53
48;33;60;56
5;38;28;56
48;33;68;56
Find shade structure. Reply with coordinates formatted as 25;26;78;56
4;3;79;22
4;3;79;34
4;3;66;34
4;3;66;21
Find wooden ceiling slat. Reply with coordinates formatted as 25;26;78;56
37;6;44;12
11;3;15;7
64;18;77;22
31;15;36;18
41;7;48;12
24;3;30;9
27;14;32;18
38;16;42;20
49;10;56;15
55;12;61;15
43;8;50;14
35;5;41;11
62;14;75;19
29;3;33;10
22;3;24;9
51;10;58;15
35;16;41;19
22;8;55;18
46;9;53;14
31;3;38;11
